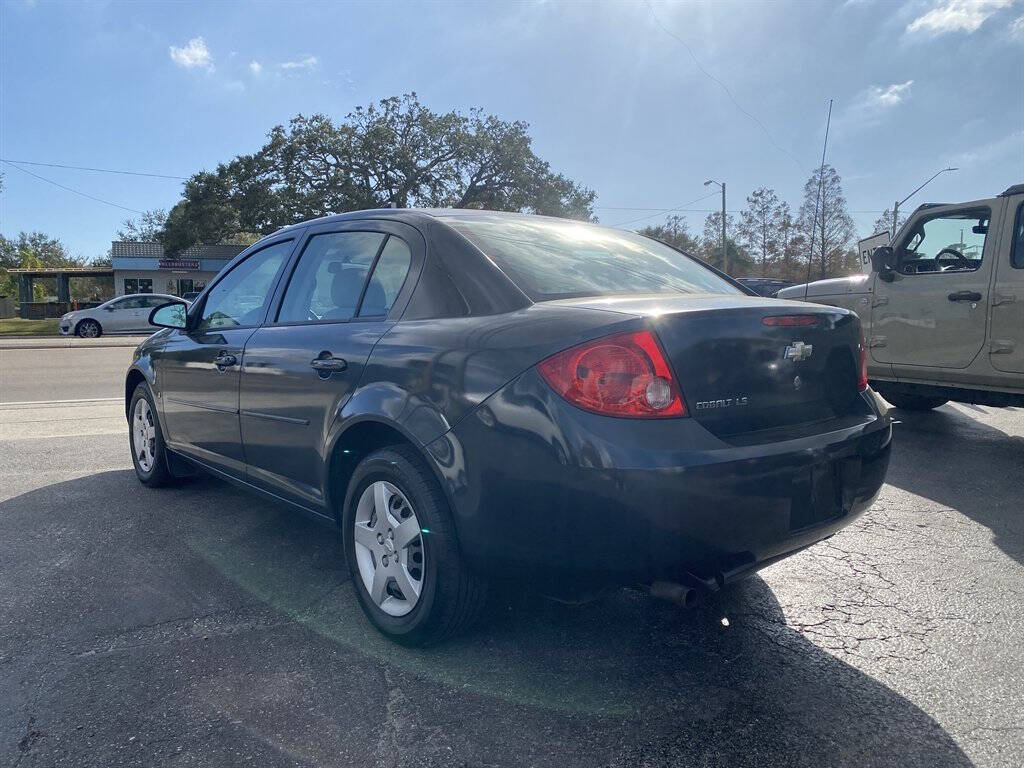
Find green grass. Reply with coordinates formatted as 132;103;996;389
0;318;61;336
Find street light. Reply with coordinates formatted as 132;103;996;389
892;167;958;237
704;179;728;274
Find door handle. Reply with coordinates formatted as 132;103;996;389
310;353;347;376
213;352;237;370
947;291;982;303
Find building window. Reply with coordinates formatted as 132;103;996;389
177;278;194;295
124;278;138;294
138;279;153;293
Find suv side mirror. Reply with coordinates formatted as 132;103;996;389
870;246;896;276
149;300;188;330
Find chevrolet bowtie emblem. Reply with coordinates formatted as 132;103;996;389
784;341;813;362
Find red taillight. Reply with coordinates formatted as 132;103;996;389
537;330;686;418
762;314;820;327
857;324;869;392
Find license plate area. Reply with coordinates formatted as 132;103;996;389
789;460;847;531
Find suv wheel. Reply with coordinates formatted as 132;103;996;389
76;319;102;338
343;446;486;646
129;382;174;486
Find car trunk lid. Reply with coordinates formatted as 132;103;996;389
551;294;867;439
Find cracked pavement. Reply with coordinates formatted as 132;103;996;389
1;355;1022;767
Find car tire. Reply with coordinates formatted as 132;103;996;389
76;319;102;338
128;382;174;487
876;386;948;411
343;445;487;646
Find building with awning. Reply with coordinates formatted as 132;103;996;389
111;241;246;297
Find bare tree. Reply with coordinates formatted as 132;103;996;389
797;165;855;279
738;187;785;275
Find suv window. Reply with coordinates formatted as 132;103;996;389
358;236;412;317
197;240;292;331
896;208;989;275
278;232;387;323
1012;203;1024;269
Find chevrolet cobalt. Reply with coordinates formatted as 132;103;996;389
126;209;892;645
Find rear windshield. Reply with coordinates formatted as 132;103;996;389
444;214;741;301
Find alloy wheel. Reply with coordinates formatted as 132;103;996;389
79;321;99;338
132;397;157;473
352;480;425;617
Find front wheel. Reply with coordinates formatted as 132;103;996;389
129;383;173;486
76;319;101;338
343;446;486;646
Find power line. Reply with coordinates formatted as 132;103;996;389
643;1;804;171
610;191;720;227
0;158;187;180
2;160;144;214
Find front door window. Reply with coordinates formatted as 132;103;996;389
197;240;293;332
897;209;990;275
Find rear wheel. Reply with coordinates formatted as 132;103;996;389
876;385;948;411
129;383;173;486
76;319;101;338
343;446;486;646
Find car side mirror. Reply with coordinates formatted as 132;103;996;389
149;300;188;330
869;246;896;277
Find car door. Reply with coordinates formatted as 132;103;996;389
101;297;138;332
239;221;420;510
155;238;296;478
989;194;1024;374
870;202;998;379
132;296;164;331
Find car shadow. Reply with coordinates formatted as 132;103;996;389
883;403;1024;564
1;469;973;767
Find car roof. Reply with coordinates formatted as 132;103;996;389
264;207;604;241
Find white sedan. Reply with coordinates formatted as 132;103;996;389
59;294;183;337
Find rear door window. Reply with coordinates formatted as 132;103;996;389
277;232;387;323
358;236;412;317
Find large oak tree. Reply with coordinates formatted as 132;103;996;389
160;94;595;252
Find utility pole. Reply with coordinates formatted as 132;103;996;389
892;167;958;240
704;179;728;274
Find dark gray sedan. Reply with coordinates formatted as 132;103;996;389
125;209;891;645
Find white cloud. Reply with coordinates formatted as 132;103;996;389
906;0;1014;36
169;36;214;71
280;56;318;71
249;60;262;74
865;80;914;107
1011;13;1024;35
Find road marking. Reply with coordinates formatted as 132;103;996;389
0;397;122;408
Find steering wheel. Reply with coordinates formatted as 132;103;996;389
935;247;971;271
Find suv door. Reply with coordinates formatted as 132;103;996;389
990;195;1024;374
239;221;420;510
871;202;998;378
155;238;295;478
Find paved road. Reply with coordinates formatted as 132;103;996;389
0;344;138;403
1;355;1022;766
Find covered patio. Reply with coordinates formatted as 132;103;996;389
6;266;115;318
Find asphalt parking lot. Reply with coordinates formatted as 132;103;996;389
1;345;1022;767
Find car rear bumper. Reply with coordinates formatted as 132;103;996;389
427;369;892;586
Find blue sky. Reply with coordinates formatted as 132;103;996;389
1;0;1022;260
